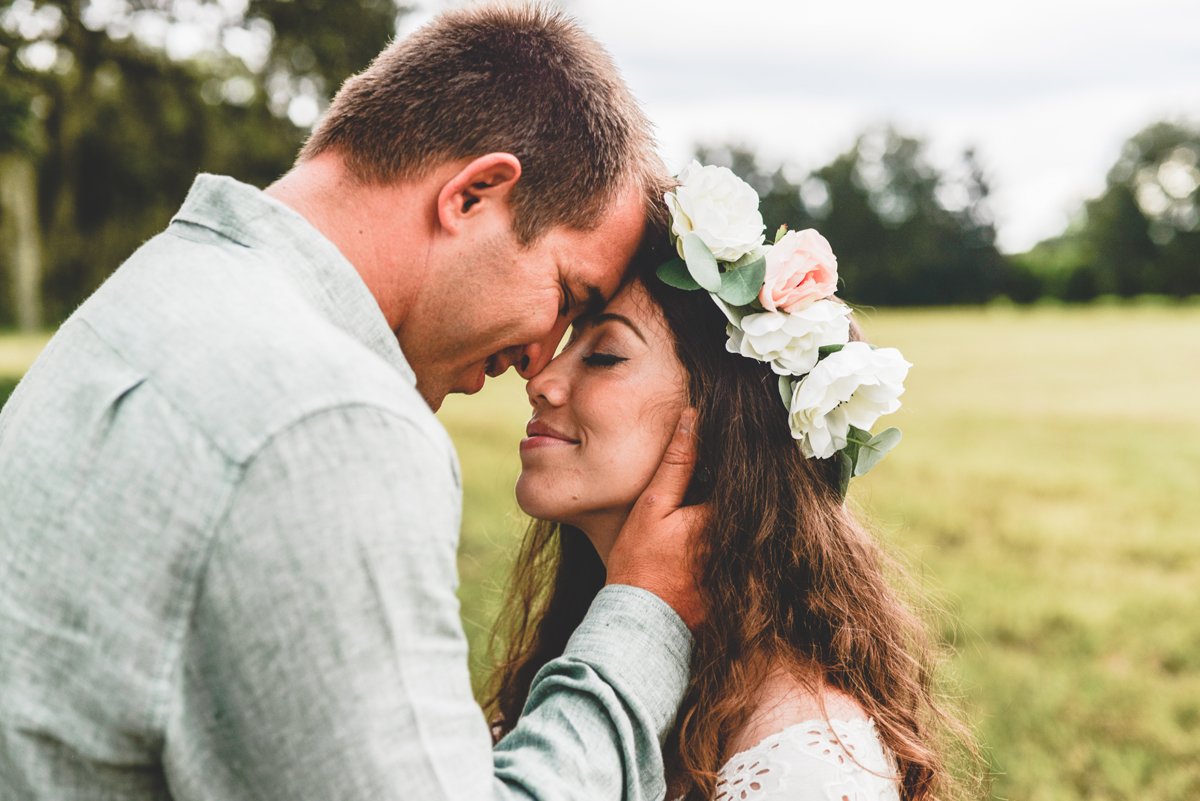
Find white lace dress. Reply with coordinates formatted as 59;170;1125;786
712;718;900;801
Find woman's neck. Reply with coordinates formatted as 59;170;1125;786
571;509;631;568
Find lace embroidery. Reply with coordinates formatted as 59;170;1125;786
713;740;788;800
712;719;899;801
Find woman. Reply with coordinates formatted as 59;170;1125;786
486;163;977;800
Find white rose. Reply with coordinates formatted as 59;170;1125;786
723;299;852;376
788;342;911;459
666;160;765;262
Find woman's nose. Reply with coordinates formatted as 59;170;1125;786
525;354;570;408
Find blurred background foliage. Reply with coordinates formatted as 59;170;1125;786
0;0;410;327
697;133;1010;306
2;1;1200;329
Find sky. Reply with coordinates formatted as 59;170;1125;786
404;0;1200;253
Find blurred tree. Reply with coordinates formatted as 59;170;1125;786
1080;183;1154;297
697;129;1009;306
0;76;43;328
1087;121;1200;298
0;0;409;325
1019;120;1200;301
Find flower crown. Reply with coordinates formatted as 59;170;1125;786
656;161;911;495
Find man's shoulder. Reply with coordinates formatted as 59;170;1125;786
71;228;444;465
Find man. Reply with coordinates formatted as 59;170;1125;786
0;5;701;800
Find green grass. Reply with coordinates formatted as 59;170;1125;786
436;373;532;693
848;306;1200;801
0;331;52;380
5;306;1199;800
0;376;18;408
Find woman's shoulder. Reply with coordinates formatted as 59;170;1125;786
716;663;899;800
724;662;867;757
716;718;899;801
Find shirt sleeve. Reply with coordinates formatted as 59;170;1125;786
162;404;692;801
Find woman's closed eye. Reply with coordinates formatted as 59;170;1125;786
581;352;628;367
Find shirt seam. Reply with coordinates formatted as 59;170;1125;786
78;317;431;468
170;177;284;249
163;220;252;248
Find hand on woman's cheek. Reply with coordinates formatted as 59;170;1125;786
516;282;687;563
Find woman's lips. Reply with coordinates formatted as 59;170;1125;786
520;420;579;451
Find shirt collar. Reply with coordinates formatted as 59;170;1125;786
171;174;418;387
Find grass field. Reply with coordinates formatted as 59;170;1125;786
4;304;1199;800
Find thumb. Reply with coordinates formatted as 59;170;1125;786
636;408;699;515
608;408;707;630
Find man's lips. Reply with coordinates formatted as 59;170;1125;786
487;350;532;378
521;419;579;451
485;354;504;377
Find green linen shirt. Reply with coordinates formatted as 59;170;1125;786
0;175;692;801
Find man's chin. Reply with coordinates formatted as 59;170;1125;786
428;358;504;406
415;382;445;412
449;362;490;397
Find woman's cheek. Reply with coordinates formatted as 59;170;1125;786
630;400;686;492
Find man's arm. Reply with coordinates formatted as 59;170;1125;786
162;404;691;801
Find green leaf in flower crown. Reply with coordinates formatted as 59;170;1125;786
681;233;721;293
853;427;903;477
842;424;870;467
775;224;788;244
657;257;701;291
717;254;766;306
837;451;854;498
818;343;846;358
778;374;793;409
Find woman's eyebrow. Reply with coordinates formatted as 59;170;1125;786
585;312;647;344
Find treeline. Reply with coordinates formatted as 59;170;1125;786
696;131;1008;306
698;120;1200;308
1008;122;1200;301
2;2;1199;328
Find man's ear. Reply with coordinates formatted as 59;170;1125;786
436;153;522;234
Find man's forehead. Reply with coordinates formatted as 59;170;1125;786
568;187;646;279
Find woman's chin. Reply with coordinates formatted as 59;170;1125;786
514;473;564;523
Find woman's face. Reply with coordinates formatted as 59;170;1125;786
515;280;687;559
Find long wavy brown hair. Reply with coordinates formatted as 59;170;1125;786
484;241;981;800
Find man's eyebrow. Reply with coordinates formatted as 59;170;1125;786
582;286;606;317
584;312;646;344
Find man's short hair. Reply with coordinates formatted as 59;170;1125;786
300;1;668;244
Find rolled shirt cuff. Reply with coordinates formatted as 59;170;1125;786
562;584;693;738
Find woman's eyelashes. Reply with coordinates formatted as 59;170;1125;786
581;351;628;367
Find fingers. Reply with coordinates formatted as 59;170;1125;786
606;409;709;630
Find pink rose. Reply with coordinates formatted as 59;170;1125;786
758;229;839;313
